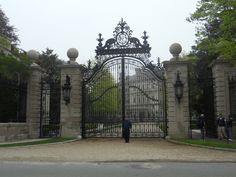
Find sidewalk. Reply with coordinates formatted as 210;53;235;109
0;138;236;162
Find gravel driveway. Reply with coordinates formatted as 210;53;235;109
0;138;235;162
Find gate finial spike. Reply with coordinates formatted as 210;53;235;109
119;18;126;32
97;33;103;48
157;57;160;66
142;31;149;46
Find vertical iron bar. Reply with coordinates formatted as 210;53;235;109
121;56;125;137
81;81;86;138
39;77;43;138
16;79;20;122
163;77;168;138
188;64;192;139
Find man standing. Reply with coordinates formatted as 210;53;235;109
217;113;226;140
198;114;206;139
226;115;233;142
123;119;132;143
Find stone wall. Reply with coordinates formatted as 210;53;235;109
0;64;43;142
0;123;29;142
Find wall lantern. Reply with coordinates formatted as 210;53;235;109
174;72;183;103
62;75;72;105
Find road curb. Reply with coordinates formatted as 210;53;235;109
95;159;236;163
167;139;236;152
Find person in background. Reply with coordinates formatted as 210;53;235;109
217;113;226;140
198;114;206;140
226;115;233;142
123;119;132;143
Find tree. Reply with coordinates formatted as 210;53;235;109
0;6;19;45
83;59;121;123
185;0;236;136
0;53;31;80
35;48;64;128
187;0;236;64
36;48;65;82
89;69;120;117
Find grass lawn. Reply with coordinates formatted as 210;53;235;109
177;139;236;149
0;137;75;148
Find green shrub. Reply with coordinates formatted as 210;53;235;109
0;53;31;80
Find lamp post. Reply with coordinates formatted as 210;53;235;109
62;75;72;105
174;71;183;103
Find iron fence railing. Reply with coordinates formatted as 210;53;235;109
0;75;27;122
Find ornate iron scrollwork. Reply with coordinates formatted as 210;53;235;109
96;18;151;57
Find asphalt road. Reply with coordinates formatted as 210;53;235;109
0;161;235;177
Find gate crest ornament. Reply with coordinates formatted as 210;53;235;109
96;18;151;58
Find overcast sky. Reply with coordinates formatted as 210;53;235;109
0;0;199;64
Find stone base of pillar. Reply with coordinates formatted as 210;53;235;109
28;124;40;138
168;122;190;139
61;122;81;138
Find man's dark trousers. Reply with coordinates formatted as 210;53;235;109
124;129;130;143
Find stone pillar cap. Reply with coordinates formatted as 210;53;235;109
67;48;79;64
169;43;182;60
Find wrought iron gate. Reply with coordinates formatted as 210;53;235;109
40;77;61;137
82;19;166;138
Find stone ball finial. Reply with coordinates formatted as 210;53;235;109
67;48;79;62
27;49;39;60
169;43;182;59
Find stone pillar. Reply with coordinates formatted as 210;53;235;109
163;43;190;138
60;48;82;138
210;58;230;118
26;64;44;138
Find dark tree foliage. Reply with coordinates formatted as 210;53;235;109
35;49;63;129
0;6;19;45
184;53;217;137
187;0;236;64
0;53;31;80
36;48;65;82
